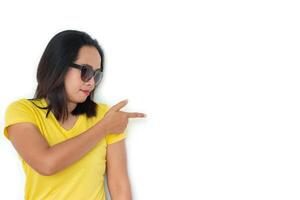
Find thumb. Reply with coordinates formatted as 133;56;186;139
109;99;128;112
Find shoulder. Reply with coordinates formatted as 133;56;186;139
5;98;32;111
4;98;45;119
4;98;39;140
8;97;46;112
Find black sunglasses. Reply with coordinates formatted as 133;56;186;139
69;63;103;85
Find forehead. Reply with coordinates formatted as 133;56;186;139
76;45;101;70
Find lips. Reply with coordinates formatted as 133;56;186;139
80;90;90;95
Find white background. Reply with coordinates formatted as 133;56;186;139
0;0;300;199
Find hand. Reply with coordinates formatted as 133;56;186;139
101;99;146;135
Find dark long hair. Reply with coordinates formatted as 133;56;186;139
29;30;105;122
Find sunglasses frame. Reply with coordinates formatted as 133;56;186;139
69;63;103;85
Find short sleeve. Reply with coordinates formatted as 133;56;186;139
102;103;128;145
3;99;37;140
106;132;127;145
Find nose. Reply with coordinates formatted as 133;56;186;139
84;76;95;87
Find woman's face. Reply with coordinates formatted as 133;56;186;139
64;45;102;103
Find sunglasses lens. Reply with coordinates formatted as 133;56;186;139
94;71;103;85
81;65;94;82
80;65;103;84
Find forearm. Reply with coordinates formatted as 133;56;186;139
109;178;132;200
45;121;108;175
111;191;132;200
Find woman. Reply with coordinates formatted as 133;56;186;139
3;30;146;200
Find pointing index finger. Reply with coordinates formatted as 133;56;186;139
124;112;147;118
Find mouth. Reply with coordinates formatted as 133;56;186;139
80;90;90;96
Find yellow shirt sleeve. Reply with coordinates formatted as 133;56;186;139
102;103;127;145
3;99;37;140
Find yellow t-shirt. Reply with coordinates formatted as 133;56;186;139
3;98;127;200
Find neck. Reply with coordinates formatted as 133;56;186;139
67;101;77;114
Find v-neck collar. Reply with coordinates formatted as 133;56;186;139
40;98;83;132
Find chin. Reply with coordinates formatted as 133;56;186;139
70;96;87;104
78;97;88;103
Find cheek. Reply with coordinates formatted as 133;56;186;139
64;71;82;93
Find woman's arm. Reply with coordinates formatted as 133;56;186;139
106;140;132;200
7;121;108;176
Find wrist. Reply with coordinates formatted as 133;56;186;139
96;120;109;136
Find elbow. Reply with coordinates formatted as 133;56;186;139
41;154;57;176
39;163;54;176
34;161;53;176
35;152;56;176
31;162;53;176
38;168;53;176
